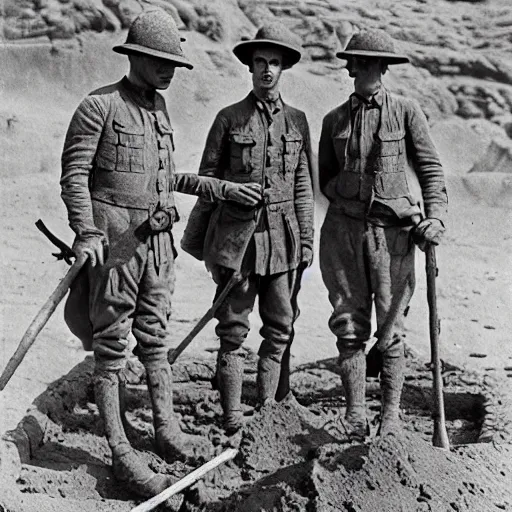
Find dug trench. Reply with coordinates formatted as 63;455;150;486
0;348;511;512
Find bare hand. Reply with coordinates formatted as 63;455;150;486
227;183;263;207
412;218;445;252
73;236;108;267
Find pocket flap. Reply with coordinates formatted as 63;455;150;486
230;132;256;146
378;129;405;142
282;132;302;143
113;119;145;135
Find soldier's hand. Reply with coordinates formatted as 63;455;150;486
72;235;108;267
301;246;314;268
412;218;445;252
227;183;263;206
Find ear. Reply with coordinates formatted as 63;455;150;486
381;61;388;74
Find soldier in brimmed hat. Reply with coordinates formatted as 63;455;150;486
60;8;262;497
181;21;314;434
318;29;448;440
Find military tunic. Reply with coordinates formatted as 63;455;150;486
182;92;314;353
318;88;447;349
61;78;245;369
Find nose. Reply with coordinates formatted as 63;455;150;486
159;62;176;77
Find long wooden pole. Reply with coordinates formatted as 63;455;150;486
0;254;88;391
425;244;450;450
167;272;242;365
130;448;238;512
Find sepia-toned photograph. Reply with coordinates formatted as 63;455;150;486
0;0;511;510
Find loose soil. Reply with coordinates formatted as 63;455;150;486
1;348;511;511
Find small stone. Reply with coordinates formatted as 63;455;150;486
483;325;496;330
469;353;487;358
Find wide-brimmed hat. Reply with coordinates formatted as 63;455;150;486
233;21;302;70
336;29;409;65
113;9;193;69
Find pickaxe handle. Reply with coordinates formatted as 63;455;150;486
167;271;243;365
130;448;238;512
0;252;88;391
426;243;450;450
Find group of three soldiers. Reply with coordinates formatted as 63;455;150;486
61;10;447;497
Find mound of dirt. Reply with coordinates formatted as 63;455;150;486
1;348;510;511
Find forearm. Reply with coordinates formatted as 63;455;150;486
173;173;238;202
294;150;315;250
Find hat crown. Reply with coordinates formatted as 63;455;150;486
125;10;184;57
345;29;397;55
253;21;302;50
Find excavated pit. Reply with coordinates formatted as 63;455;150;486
0;349;511;512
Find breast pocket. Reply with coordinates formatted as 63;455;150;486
375;130;409;198
282;133;302;173
229;132;255;173
112;119;145;173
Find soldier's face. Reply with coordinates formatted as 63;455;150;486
130;54;177;90
251;48;283;91
347;56;385;87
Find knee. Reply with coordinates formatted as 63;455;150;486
336;338;366;361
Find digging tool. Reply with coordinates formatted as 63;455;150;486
35;219;75;265
167;270;243;365
130;448;238;512
425;243;450;450
0;227;87;390
275;261;308;402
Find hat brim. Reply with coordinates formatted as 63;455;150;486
336;49;410;65
233;40;302;69
113;44;194;69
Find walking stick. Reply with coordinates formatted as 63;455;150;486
0;252;88;391
130;448;238;512
425;243;450;450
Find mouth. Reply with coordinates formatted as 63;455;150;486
262;75;273;84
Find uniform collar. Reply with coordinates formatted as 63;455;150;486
122;76;157;110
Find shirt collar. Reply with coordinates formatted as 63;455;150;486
251;91;283;115
350;87;383;110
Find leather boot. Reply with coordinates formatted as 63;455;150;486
94;369;171;498
339;347;368;441
145;362;211;464
217;348;245;435
257;355;281;405
378;342;405;436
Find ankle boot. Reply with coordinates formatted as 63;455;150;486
257;355;281;405
217;349;245;435
145;363;211;464
378;343;405;436
94;369;171;498
339;347;368;441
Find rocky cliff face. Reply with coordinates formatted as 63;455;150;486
2;0;512;130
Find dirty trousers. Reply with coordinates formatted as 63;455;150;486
88;231;175;371
319;207;415;354
211;267;297;359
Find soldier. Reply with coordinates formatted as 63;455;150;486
60;10;262;498
182;22;314;434
318;29;448;440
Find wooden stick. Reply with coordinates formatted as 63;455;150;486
425;244;450;450
167;272;242;365
0;253;88;391
130;448;238;512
